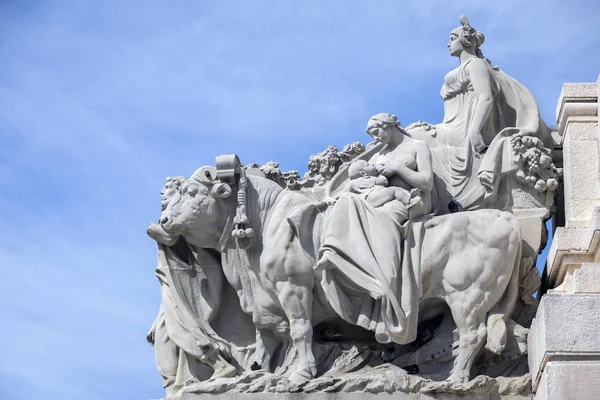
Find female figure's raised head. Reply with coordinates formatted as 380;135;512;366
447;15;487;62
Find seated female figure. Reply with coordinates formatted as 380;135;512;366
315;113;435;345
347;159;421;224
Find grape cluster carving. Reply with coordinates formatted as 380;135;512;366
510;135;559;192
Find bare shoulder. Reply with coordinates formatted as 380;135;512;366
413;139;432;157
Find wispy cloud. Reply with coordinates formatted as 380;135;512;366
0;1;598;399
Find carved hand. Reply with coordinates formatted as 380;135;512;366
469;131;487;156
376;161;400;177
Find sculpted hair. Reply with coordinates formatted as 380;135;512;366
366;113;409;137
457;15;492;65
166;176;186;189
366;113;400;133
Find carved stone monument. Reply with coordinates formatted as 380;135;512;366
527;76;600;400
144;16;596;400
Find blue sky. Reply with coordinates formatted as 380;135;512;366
0;1;598;399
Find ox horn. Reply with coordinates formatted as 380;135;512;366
211;183;232;198
192;166;217;182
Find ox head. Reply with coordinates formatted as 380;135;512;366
147;164;236;248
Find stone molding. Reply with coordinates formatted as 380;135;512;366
547;77;600;289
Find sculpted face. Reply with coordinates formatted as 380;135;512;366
361;162;378;177
308;156;320;174
161;178;184;210
368;126;392;145
349;160;378;180
447;28;465;57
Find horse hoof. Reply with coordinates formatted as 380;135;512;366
289;369;313;384
447;371;470;383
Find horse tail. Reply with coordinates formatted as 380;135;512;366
485;215;522;354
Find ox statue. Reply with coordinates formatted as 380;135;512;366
148;154;525;385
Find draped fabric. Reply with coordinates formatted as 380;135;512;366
318;194;426;344
415;57;547;212
429;58;496;211
477;62;549;199
155;241;228;364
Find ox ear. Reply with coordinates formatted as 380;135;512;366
211;183;232;198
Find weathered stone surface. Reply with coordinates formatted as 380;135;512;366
528;75;600;400
572;263;600;293
145;15;555;399
182;391;531;400
546;76;599;290
563;136;600;225
528;294;600;388
556;81;598;125
546;209;600;286
534;361;600;400
182;393;529;400
180;368;533;399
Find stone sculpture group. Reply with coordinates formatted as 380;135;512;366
146;15;559;399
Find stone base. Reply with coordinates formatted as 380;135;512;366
534;361;600;400
528;293;600;400
182;392;531;400
177;368;532;400
528;293;600;387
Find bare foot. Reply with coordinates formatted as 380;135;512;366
209;355;237;380
395;189;411;204
407;195;422;208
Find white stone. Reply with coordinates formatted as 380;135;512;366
181;391;529;400
546;75;600;289
556;81;598;123
534;361;600;400
528;294;600;389
145;15;558;398
572;262;600;293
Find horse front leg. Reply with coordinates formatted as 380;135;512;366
279;280;317;384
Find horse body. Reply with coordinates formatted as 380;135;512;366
148;174;522;383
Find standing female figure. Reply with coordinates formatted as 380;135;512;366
408;15;550;213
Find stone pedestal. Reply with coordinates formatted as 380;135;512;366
546;76;600;290
528;291;600;398
182;394;530;400
529;76;600;400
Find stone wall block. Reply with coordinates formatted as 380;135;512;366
528;294;600;388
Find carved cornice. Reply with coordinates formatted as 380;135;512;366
546;206;600;288
556;82;598;122
556;101;598;134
